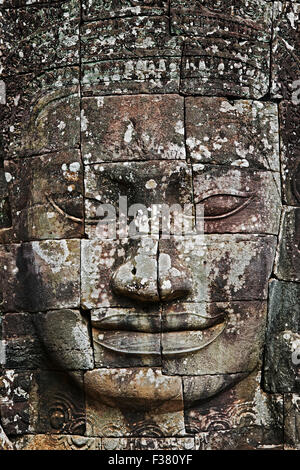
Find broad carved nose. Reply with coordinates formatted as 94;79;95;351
111;244;192;303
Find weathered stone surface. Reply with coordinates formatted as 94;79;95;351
162;301;267;376
101;437;195;450
91;307;161;333
170;0;272;42
81;16;181;63
0;67;80;159
263;280;300;393
180;38;270;99
82;0;169;21
2;312;48;369
186;97;280;171
0;168;12;243
0;240;80;312
0;370;33;436
274;207;300;282
284;394;300;450
279;101;300;206
81;58;181;96
85;368;185;437
182;372;249;407
81;237;159;308
4;151;83;241
34;310;94;370
185;369;283;434
0;425;13;450
0;0;79;76
84;161;192;238
193;164;282;234
272;2;300;99
34;371;85;435
85;368;182;410
13;434;101;450
92;329;161;368
81;95;185;164
194;426;283;450
159;235;277;302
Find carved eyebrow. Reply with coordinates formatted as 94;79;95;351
194;190;255;220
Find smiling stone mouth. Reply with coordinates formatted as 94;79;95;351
92;311;227;357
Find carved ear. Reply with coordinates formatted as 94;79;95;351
196;192;254;220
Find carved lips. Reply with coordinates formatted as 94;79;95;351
92;308;227;357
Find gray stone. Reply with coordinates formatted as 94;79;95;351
185;369;283;434
81;58;181;96
180;38;270;99
170;0;272;42
284;394;300;450
263;280;300;393
159;235;277;302
0;67;80;159
82;0;169;21
81;94;185;164
271;2;300;99
186;97;280;171
274;207;300;282
4;151;84;241
162;301;267;375
0;1;80;76
0;240;80;312
192;164;282;235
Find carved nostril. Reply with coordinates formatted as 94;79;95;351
111;258;160;303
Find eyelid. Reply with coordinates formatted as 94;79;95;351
195;190;255;220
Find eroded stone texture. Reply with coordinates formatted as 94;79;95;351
159;235;277;303
162;302;267;376
0;240;80;312
34;310;94;370
186;97;280;171
102;437;195;450
0;67;80;159
193;164;282;234
2;312;48;369
81;237;160;309
81;95;185;164
85;368;185;437
0;370;33;436
13;434;101;450
34;371;85;435
194;426;283;450
4;151;83;241
0;0;80;76
274;207;300;282
185;369;283;434
170;0;272;42
84;161;192;238
279;101;300;206
264;280;300;393
284;394;300;450
82;0;169;21
180;38;270;99
0;168;12;243
81;59;181;96
81;16;181;63
272;2;300;99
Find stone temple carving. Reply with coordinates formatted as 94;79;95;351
0;0;299;451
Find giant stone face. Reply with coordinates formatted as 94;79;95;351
0;0;299;451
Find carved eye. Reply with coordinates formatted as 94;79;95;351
195;191;254;220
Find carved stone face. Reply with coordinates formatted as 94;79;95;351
2;0;298;446
0;91;283;437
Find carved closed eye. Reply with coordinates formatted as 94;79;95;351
195;191;254;220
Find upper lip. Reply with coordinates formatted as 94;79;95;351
91;309;226;333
